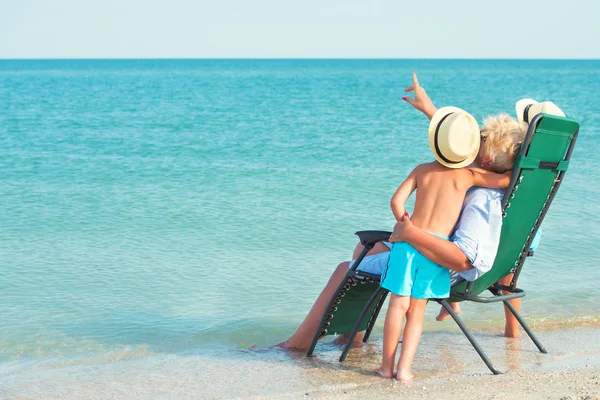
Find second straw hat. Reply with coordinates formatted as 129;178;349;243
515;98;565;124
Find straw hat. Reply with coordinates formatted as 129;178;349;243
428;106;481;169
515;98;565;124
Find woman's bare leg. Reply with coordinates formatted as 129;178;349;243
279;262;350;350
378;294;409;379
499;274;521;338
352;241;390;260
396;297;427;382
281;241;391;350
436;275;520;336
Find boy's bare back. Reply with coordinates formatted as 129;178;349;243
390;161;510;238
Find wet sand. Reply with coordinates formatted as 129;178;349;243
269;325;600;400
318;367;600;400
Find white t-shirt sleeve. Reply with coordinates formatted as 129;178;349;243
450;188;503;282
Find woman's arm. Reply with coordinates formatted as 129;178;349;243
403;72;438;120
390;168;418;222
468;167;512;189
389;219;474;272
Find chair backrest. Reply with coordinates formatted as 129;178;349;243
451;113;580;299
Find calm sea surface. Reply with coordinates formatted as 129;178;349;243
1;59;599;395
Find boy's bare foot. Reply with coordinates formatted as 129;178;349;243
436;302;461;321
396;369;415;382
376;369;394;379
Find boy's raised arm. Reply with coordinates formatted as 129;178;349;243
468;167;512;189
390;167;418;222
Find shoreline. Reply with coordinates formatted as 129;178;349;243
2;325;600;399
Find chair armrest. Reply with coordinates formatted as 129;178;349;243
450;287;527;303
355;230;392;247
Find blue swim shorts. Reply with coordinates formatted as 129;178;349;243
381;235;451;299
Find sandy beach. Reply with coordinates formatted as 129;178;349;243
317;367;600;400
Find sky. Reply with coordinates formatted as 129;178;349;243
1;0;599;59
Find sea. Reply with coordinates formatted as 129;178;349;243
1;59;599;398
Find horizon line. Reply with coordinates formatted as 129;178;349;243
1;57;599;61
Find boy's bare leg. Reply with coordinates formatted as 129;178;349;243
378;294;410;379
396;297;427;382
279;261;350;350
499;274;521;338
436;301;461;321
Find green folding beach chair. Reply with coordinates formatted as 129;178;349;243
306;113;579;374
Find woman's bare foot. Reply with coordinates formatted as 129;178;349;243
436;302;461;321
376;369;394;379
276;340;309;350
396;369;415;382
331;332;364;348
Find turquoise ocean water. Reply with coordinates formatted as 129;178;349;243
1;59;599;395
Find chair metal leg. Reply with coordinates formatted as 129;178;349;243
438;300;502;375
502;297;548;354
363;289;388;343
306;328;320;357
339;287;384;362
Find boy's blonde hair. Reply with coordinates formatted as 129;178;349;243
480;113;527;173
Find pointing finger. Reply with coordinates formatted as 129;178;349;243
412;72;419;88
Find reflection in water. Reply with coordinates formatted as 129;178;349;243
503;337;522;370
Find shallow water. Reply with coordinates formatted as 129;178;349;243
1;59;599;395
2;323;600;399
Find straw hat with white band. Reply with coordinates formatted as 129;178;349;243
428;106;481;169
515;98;565;124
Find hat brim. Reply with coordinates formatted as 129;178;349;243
540;101;566;118
515;98;538;123
428;106;480;169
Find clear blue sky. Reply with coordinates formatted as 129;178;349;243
1;0;599;59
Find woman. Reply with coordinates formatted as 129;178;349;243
279;73;527;350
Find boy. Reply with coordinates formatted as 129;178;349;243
378;107;513;381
